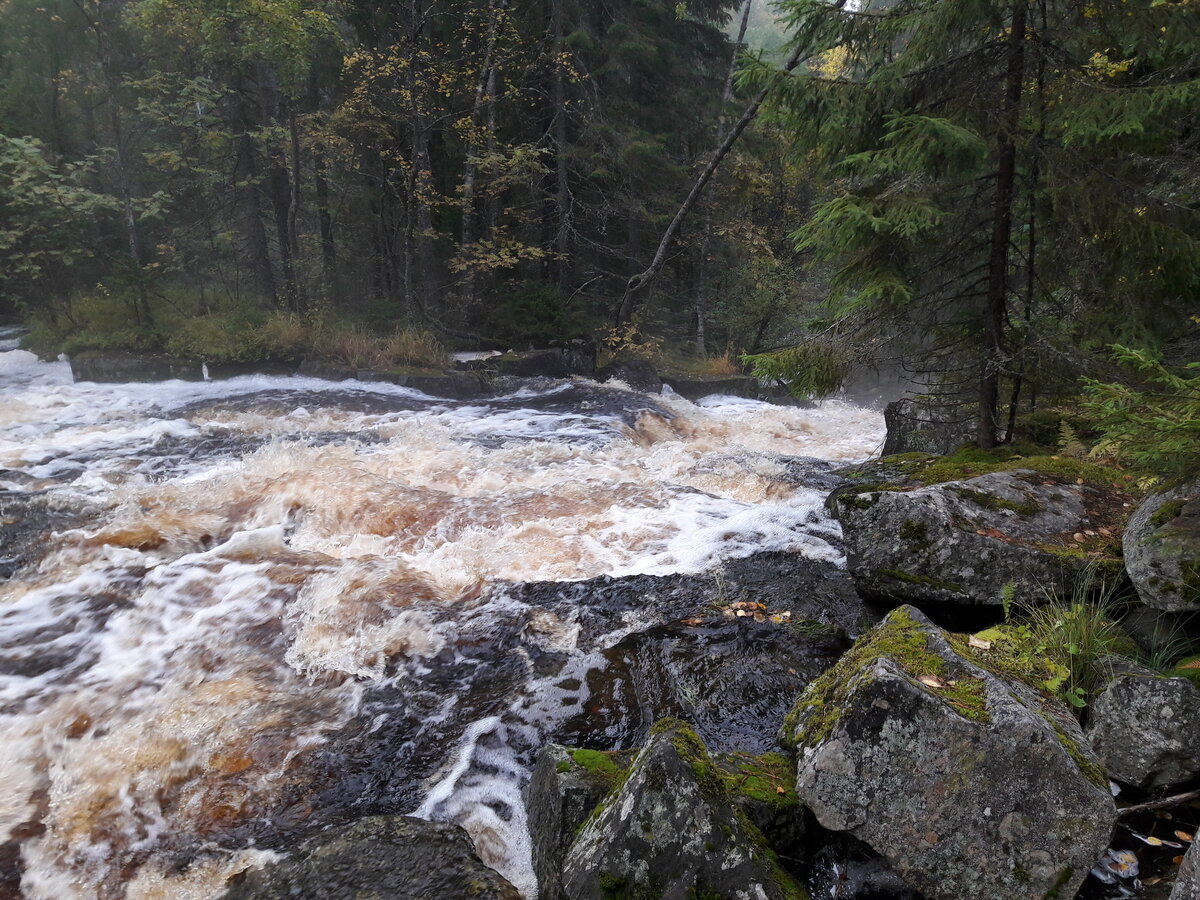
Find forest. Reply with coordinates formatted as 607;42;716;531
0;0;1197;449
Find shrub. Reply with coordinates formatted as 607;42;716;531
742;343;845;401
1083;345;1200;482
322;326;448;371
164;310;271;363
382;328;450;369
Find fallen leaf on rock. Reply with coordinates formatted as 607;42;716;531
918;675;950;689
1174;856;1185;865
681;617;707;626
1144;877;1162;885
776;786;786;796
1073;533;1086;542
1176;830;1194;843
968;636;992;650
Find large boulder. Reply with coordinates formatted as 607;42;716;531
1173;840;1200;900
1123;481;1200;612
525;746;636;900
830;470;1120;606
781;606;1116;900
222;815;521;900
662;375;759;401
1086;670;1200;789
560;720;807;900
528;744;804;900
596;360;662;394
882;397;973;456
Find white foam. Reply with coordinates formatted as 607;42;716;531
0;349;885;898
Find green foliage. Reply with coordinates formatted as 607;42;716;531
0;136;116;300
1083;345;1200;481
987;571;1133;709
742;343;845;401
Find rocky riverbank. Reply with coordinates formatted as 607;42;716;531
220;411;1200;899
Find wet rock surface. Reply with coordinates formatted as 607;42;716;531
1086;671;1200;789
596;359;663;393
663;375;760;400
1124;482;1200;612
1172;840;1200;900
882;397;974;456
564;615;849;754
783;605;1116;900
831;470;1115;606
526;745;638;900
560;720;806;900
221;815;521;900
0;490;96;579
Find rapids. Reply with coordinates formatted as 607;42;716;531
0;335;883;899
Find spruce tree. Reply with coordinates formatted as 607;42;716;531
750;0;1200;446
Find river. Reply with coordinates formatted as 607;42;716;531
0;333;883;899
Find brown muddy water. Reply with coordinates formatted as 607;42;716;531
0;333;883;899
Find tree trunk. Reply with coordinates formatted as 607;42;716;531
258;63;299;310
615;36;811;325
233;71;278;307
977;0;1027;449
693;0;752;353
461;0;502;305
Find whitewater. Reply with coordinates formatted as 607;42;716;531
0;333;883;898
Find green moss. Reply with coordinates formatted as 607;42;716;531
951;486;1040;516
878;568;966;593
841;492;880;511
556;759;571;774
569;749;629;785
899;519;932;552
1150;498;1187;529
714;751;799;809
887;445;1135;493
783;607;991;752
1038;711;1109;790
643;721;809;900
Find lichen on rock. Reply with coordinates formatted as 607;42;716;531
560;719;808;900
780;606;1116;900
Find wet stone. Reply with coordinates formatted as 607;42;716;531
560;720;806;900
221;815;521;900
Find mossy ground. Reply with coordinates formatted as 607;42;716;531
845;445;1138;494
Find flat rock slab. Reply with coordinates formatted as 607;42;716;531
783;606;1116;900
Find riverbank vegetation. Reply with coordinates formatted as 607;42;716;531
0;0;1196;461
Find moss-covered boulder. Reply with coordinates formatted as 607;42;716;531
1085;671;1200;789
1172;839;1200;900
1123;481;1200;612
560;720;808;900
781;606;1115;900
221;815;520;900
830;470;1122;606
525;745;636;900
